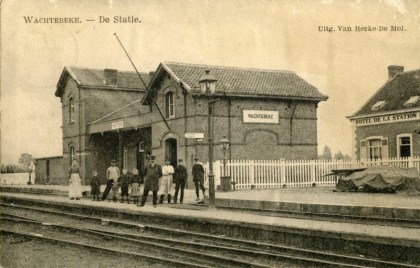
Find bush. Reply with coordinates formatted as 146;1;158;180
0;164;28;174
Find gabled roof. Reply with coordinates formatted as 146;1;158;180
55;66;150;97
89;99;150;124
350;68;420;118
144;62;327;104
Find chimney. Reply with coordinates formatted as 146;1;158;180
149;71;155;77
388;65;404;79
104;69;118;86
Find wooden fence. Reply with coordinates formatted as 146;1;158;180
203;156;420;190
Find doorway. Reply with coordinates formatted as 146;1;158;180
165;138;177;167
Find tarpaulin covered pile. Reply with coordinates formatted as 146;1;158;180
336;166;420;194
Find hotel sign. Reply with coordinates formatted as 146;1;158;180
111;120;124;130
243;110;279;124
353;111;420;126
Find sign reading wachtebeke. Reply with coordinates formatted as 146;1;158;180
243;110;279;124
352;111;419;126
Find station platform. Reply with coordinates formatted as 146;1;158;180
1;184;420;263
2;184;419;219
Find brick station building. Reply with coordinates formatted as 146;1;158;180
37;62;327;185
348;65;420;160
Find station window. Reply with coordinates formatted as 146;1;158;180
368;139;382;160
69;97;75;123
165;92;174;118
397;134;412;158
371;100;386;111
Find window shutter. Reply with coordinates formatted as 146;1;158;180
381;138;389;159
360;140;367;160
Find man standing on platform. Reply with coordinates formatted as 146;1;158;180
192;157;206;201
139;155;162;207
159;159;175;204
173;159;188;204
102;159;120;201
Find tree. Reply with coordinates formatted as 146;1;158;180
334;151;344;160
18;153;34;184
320;146;332;160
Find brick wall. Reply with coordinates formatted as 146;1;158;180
35;157;66;184
55;72;321;185
147;77;320;177
355;120;420;159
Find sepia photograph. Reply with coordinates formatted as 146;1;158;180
1;0;420;267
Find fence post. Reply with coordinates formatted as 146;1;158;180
408;156;414;168
280;159;286;186
249;160;255;188
311;160;316;185
214;160;221;189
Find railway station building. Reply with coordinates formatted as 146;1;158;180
348;65;420;160
37;62;327;185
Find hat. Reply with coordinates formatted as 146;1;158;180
178;159;183;162
194;157;199;161
150;155;156;160
111;159;116;163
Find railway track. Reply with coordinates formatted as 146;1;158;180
1;203;418;267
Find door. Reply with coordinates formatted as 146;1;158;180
165;138;177;167
137;142;145;179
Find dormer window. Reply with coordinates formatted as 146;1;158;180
165;92;174;118
371;100;386;111
404;96;419;107
69;97;75;123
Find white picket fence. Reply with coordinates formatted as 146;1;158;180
203;156;420;190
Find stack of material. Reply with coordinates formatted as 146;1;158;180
336;165;420;194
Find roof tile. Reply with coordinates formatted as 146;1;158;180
164;62;327;100
352;69;420;117
67;66;150;89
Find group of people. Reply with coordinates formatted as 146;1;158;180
67;156;207;207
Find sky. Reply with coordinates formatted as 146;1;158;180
1;0;420;164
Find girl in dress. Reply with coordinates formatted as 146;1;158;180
131;169;143;205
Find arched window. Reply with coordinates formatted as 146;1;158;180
165;92;174;118
69;97;75;123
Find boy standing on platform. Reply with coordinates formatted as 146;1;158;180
119;169;131;204
90;171;101;201
102;160;120;201
131;169;143;205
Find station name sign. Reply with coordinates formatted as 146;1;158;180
353;111;419;126
111;120;124;130
185;133;204;139
243;110;279;124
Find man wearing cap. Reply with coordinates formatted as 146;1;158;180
102;159;120;201
192;157;206;201
173;159;188;204
139;155;162;207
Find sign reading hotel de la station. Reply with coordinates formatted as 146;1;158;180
352;111;420;126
